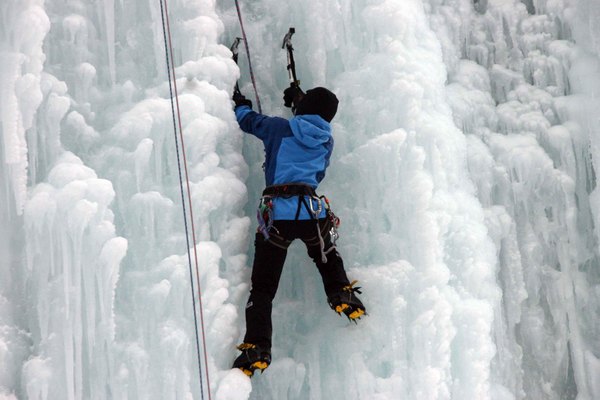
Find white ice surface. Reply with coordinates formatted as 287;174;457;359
1;0;600;399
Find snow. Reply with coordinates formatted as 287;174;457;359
1;0;600;399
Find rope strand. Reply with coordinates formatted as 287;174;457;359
159;0;212;398
234;0;262;113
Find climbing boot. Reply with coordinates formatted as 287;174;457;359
327;280;366;322
232;343;271;377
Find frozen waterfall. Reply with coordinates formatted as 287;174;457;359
1;0;600;399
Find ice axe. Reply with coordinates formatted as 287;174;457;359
230;37;243;97
282;27;303;110
230;31;262;113
282;27;299;89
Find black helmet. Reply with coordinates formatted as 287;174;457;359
295;87;339;122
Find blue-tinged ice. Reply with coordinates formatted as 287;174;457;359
2;0;600;399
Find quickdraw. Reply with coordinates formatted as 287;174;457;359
256;196;274;240
311;195;340;263
322;196;341;247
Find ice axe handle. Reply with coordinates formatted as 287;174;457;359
282;27;299;88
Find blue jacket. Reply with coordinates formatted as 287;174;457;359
235;105;332;220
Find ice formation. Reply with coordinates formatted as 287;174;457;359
1;0;600;399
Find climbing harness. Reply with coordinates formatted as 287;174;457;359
233;0;262;113
256;184;341;263
159;0;211;398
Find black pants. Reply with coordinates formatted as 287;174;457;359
243;218;350;349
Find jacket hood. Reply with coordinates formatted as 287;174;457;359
288;114;332;148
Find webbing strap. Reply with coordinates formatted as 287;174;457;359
262;184;317;198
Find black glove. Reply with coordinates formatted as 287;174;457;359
283;84;304;108
233;90;252;109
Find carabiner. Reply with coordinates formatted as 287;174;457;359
308;196;323;218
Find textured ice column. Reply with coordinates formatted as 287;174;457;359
0;0;50;214
101;0;116;83
438;1;600;399
102;88;248;398
64;1;250;397
22;153;126;400
564;1;600;398
0;1;50;397
0;6;129;398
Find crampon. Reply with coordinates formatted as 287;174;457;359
232;343;271;377
327;280;366;322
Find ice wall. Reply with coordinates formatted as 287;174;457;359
2;0;600;399
1;0;128;398
219;1;500;399
2;0;248;399
1;0;50;397
428;0;600;398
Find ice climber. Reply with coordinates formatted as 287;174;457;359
231;85;366;377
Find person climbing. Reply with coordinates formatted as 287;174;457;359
230;84;366;377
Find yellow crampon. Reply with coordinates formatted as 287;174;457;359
348;308;366;320
235;343;270;377
343;280;360;293
247;361;269;376
334;280;365;321
335;303;366;320
237;343;256;351
240;363;268;377
335;303;350;314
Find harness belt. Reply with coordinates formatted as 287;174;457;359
262;183;317;198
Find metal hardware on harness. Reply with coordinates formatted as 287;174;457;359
311;195;341;263
323;196;340;247
257;196;274;240
258;184;316;240
308;195;323;217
